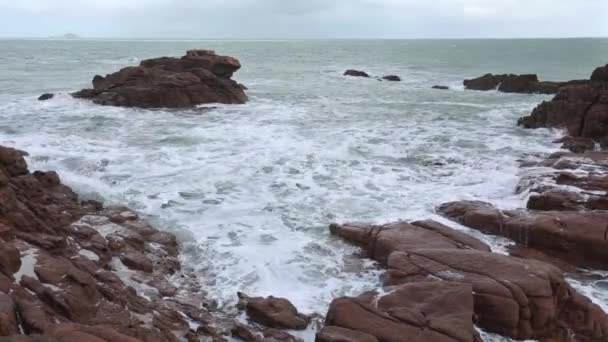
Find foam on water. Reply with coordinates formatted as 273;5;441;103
1;39;608;341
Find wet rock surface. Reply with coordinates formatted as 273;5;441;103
72;49;247;108
328;221;608;341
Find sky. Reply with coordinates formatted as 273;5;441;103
0;0;606;39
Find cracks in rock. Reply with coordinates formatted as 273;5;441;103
577;92;602;138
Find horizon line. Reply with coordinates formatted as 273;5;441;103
1;36;607;41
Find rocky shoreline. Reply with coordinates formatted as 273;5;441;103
11;54;608;341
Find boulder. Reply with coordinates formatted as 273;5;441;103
73;50;247;108
438;200;608;270
37;93;54;101
330;221;608;340
238;293;309;330
343;70;370;78
324;282;479;342
381;75;401;82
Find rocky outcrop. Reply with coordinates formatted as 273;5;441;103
463;73;578;94
324;282;480;342
0;144;239;341
343;70;370;78
328;221;608;341
438;200;608;271
518;65;608;145
72;49;247;108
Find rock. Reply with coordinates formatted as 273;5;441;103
119;251;153;273
238;293;309;330
438;200;608;270
73;50;247;108
591;64;608;82
324;282;479;342
0;293;19;335
37;93;54;101
330;220;608;340
497;74;540;93
432;85;449;90
554;136;596;153
518;66;608;144
315;326;378;342
0;243;21;277
463;73;587;94
343;70;370;78
527;189;584;211
381;75;400;82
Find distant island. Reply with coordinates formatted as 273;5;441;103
55;33;81;39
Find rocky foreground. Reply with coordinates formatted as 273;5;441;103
0;145;319;341
72;50;247;108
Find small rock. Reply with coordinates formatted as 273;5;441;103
381;75;401;82
238;293;310;330
432;85;449;90
38;93;54;101
343;70;370;78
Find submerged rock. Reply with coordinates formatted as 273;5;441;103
37;93;54;101
432;85;449;90
381;75;401;82
73;49;247;108
343;69;370;78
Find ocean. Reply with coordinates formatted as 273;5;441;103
1;38;607;339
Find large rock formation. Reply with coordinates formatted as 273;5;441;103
73;50;247;108
438;200;608;271
328;221;608;341
518;65;608;145
463;73;581;94
0;145;236;341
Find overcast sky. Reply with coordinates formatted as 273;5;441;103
0;0;606;39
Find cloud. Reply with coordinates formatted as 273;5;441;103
0;0;606;38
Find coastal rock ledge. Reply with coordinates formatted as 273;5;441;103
73;49;248;108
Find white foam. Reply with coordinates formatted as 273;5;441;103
14;249;38;283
